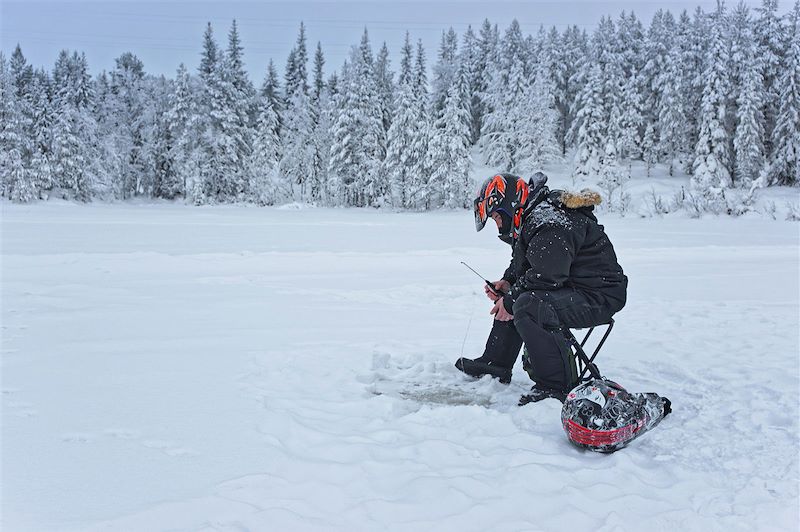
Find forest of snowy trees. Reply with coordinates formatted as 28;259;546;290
0;1;798;210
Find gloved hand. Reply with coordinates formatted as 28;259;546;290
484;279;510;302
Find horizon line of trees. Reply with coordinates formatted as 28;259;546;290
0;0;798;208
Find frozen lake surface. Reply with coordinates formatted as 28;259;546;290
2;202;798;531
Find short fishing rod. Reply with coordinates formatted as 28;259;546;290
460;261;507;298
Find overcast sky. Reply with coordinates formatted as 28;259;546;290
1;1;790;80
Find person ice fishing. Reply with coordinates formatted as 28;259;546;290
455;172;628;403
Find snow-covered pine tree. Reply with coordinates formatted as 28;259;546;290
692;2;734;194
167;63;196;200
657;39;689;175
29;68;54;196
431;28;459;119
190;23;219;203
50;50;99;201
194;21;253;202
374;42;395;135
260;59;283;137
615;12;644;161
480;20;532;172
222;20;255;198
50;97;93;201
107;52;151;198
312;42;325;103
428;84;473;208
755;0;786;159
413;38;429;104
384;82;422;208
762;1;799;186
249;89;282;204
517;60;560;173
684;7;711;172
409;39;432;207
641;122;658;175
457;25;481;144
731;2;766;187
279;24;315;201
571;62;606;179
556;25;589;157
9;45;35;164
387;33;422;207
149;75;181;199
321;70;342;203
328;36;385;207
306;41;332;203
473;19;498;145
0;52;35;202
398;32;414;86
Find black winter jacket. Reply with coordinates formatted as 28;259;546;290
501;187;628;314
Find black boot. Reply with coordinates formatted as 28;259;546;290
518;384;568;405
455;320;523;384
455;356;512;384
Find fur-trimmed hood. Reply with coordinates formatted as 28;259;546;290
558;189;603;209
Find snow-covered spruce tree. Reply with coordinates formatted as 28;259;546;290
692;3;733;195
166;63;196;200
221;20;255;198
373;42;393;155
546;25;585;157
384;82;422;208
684;7;711;172
9;45;35;165
50;96;94;201
384;36;426;209
458;25;481;144
1;48;38;201
614;11;645;162
517;61;560;173
261;60;283;137
431;27;459;119
570;62;606;179
321;71;342;203
279;84;314;202
306;41;333;203
755;0;787;158
641;122;658;175
328;36;385;207
761;1;800;186
398;32;414;86
149;75;181;199
407;38;432;208
50;50;99;201
0;52;36;202
312;79;337;205
731;2;766;187
279;23;315;202
194;21;252;203
427;83;473;208
249;91;282;204
473;19;499;145
480;20;533;172
106;52;152;199
190;23;220;203
660;16;691;175
29;68;55;196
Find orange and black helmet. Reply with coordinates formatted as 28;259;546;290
473;173;532;240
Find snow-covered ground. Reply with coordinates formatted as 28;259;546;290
2;201;798;531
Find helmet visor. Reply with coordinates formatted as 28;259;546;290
474;197;488;232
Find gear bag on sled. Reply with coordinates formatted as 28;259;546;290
530;320;672;453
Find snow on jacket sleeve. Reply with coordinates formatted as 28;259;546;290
502;204;584;314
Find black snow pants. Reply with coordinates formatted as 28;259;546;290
480;288;618;392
